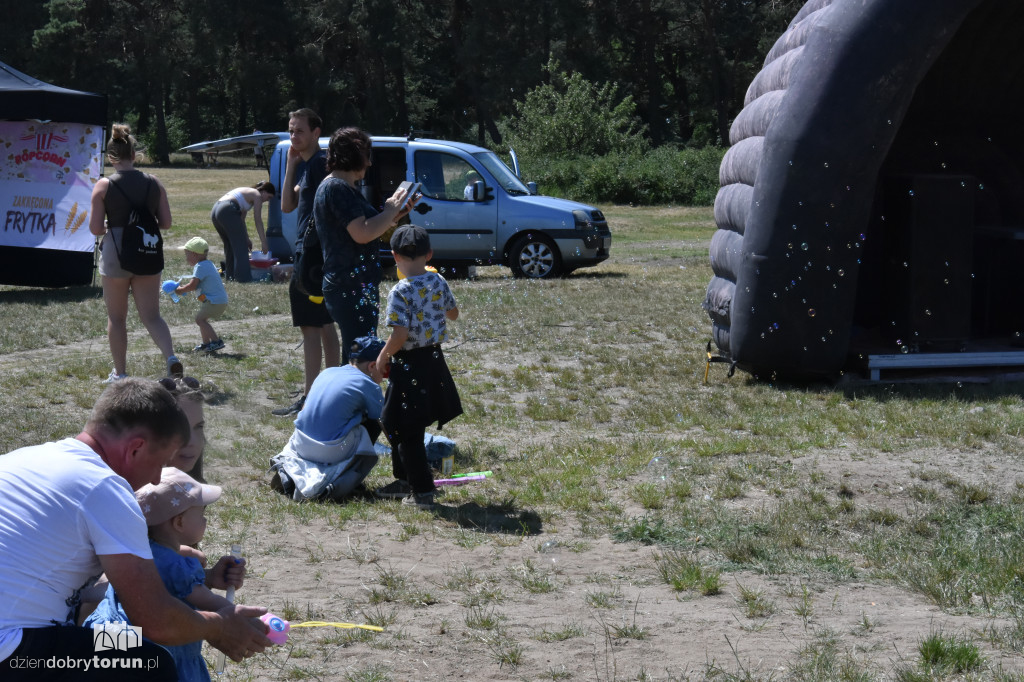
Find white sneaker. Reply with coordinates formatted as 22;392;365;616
102;370;128;384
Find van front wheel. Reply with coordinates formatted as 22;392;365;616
509;234;561;279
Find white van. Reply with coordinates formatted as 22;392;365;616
187;132;611;278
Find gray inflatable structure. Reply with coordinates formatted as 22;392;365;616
704;0;1024;378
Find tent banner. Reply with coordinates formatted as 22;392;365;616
0;121;102;252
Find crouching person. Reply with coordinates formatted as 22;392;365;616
270;336;385;501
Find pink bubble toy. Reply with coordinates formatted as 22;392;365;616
261;612;291;645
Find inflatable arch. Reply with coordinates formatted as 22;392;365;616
704;0;1024;378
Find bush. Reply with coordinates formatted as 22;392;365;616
505;59;648;160
524;145;724;206
501;59;723;206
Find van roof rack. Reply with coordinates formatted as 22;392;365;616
407;128;434;141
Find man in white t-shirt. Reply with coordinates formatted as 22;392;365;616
0;378;271;680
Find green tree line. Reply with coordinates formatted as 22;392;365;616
1;0;802;203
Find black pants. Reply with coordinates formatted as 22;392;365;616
381;346;462;495
390;422;434;494
4;625;177;681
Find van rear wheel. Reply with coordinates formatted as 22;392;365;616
509;234;561;279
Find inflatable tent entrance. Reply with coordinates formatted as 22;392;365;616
704;0;1024;379
0;61;106;287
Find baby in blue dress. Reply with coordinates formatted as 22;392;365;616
85;467;238;681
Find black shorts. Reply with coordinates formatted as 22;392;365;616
289;274;335;327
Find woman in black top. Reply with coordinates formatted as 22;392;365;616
89;123;181;382
313;127;417;362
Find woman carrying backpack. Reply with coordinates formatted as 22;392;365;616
89;123;182;383
210;181;275;282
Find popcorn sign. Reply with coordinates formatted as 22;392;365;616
0;120;101;251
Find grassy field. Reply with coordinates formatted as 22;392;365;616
3;166;1024;680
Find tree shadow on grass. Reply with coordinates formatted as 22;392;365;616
0;285;100;304
563;270;625;281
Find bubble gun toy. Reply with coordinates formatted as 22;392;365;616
161;279;181;303
258;612;384;646
261;613;290;645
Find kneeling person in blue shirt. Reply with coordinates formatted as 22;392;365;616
271;336;386;500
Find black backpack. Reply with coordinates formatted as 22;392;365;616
293;214;324;297
108;176;163;275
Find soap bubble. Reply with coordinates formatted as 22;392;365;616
539;540;558;553
646;456;669;483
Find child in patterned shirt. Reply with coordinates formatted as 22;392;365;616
375;225;462;509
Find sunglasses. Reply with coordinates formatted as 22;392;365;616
157;376;201;393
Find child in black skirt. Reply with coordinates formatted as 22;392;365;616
375;225;462;509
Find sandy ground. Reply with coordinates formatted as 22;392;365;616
217;440;1024;681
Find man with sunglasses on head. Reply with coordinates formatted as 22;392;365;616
0;378;271;680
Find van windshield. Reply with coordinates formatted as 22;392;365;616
473;152;531;195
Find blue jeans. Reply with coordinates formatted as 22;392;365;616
322;273;380;363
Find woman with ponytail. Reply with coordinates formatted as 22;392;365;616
89;124;182;382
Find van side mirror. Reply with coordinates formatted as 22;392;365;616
527;181;538;195
470;181;492;202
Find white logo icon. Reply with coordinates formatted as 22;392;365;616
92;622;142;652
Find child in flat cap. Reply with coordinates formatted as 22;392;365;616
177;237;229;353
85;467;240;681
375;225;463;509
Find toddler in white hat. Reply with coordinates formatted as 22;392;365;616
85;468;242;681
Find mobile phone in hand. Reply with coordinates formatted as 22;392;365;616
397;181;422;211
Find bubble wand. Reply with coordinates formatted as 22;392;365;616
215;543;242;675
434;475;487;486
259;614;384;645
451;470;492;479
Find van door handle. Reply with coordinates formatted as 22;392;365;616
414;203;432;215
